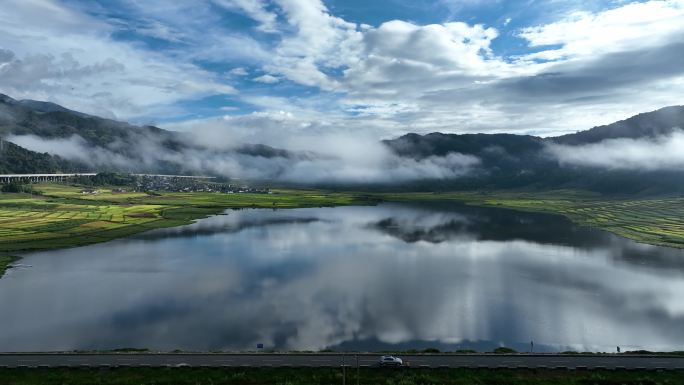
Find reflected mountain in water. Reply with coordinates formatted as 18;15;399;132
369;202;608;247
370;202;684;271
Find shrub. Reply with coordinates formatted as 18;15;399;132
493;347;517;354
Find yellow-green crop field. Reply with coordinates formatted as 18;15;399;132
0;184;377;253
1;184;684;254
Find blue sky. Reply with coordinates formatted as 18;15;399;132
1;0;683;142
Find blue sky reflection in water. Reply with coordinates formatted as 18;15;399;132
1;203;684;352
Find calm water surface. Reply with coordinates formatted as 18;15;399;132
1;202;684;352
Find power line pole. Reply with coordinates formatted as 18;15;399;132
342;353;346;385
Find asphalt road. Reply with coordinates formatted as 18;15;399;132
1;354;683;370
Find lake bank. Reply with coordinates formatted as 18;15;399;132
1;184;684;256
0;184;378;254
376;190;684;249
0;255;19;277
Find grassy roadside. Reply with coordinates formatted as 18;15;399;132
0;367;682;385
0;255;19;277
375;190;684;249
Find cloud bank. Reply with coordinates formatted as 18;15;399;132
548;130;684;171
7;133;480;185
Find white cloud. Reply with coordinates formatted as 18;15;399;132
344;20;506;97
253;74;280;84
548;130;684;170
0;0;235;120
3;0;684;138
263;0;362;90
229;67;249;76
252;0;684;137
518;0;684;62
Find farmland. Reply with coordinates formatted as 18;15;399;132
1;184;684;257
0;183;377;253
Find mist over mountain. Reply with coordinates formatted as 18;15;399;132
0;140;87;174
383;106;684;194
1;93;684;195
0;93;296;176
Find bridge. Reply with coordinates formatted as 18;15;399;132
0;173;97;184
0;173;219;184
131;174;216;180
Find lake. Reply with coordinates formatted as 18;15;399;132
1;202;683;353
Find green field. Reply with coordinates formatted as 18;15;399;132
1;184;684;257
0;367;682;385
0;184;377;253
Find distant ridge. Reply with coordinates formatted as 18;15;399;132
552;105;684;145
2;92;684;195
17;99;92;117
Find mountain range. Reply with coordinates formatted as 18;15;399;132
1;93;683;195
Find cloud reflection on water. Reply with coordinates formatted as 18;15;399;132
1;203;683;352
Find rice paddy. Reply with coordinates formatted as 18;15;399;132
0;184;377;253
1;184;683;255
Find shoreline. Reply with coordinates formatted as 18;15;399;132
0;255;19;278
0;185;378;256
376;191;684;250
1;185;683;259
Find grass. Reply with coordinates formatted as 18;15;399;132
0;368;682;385
0;255;19;277
0;184;378;253
2;184;684;254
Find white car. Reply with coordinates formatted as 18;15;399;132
378;355;403;367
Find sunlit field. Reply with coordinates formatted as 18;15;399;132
0;184;376;252
1;184;684;254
